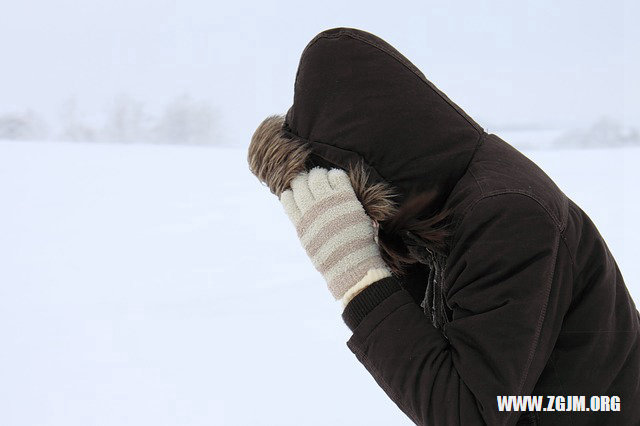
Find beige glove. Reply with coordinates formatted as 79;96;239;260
279;167;392;307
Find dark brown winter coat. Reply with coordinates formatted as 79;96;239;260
262;27;640;425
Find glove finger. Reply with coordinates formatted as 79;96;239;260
328;168;356;195
279;189;302;224
307;167;333;199
290;170;315;211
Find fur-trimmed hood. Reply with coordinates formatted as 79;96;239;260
249;27;485;278
283;27;484;213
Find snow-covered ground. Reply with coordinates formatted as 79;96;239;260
0;139;638;426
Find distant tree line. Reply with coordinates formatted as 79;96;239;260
553;117;640;149
0;94;218;145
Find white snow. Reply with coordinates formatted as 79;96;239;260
0;139;638;425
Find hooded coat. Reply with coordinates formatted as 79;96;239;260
282;27;640;425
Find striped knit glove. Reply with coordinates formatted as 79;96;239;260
279;167;392;307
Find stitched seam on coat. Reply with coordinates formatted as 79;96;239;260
559;232;576;269
467;167;484;196
456;132;487;197
485;191;576;268
489;190;575;266
509;229;561;426
450;191;568;252
443;192;565;426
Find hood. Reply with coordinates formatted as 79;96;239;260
283;27;485;213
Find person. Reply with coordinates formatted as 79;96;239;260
247;27;640;426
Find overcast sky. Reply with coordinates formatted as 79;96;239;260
1;0;638;145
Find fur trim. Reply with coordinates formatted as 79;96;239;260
248;115;399;218
247;114;453;277
345;160;399;223
248;115;310;197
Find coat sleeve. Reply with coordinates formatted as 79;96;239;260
341;193;574;426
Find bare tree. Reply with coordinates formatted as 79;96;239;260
103;94;151;143
554;117;640;148
0;109;49;141
59;97;96;142
153;94;217;145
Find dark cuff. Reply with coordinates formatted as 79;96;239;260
342;276;403;331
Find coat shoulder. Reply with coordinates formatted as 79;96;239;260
444;132;570;236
